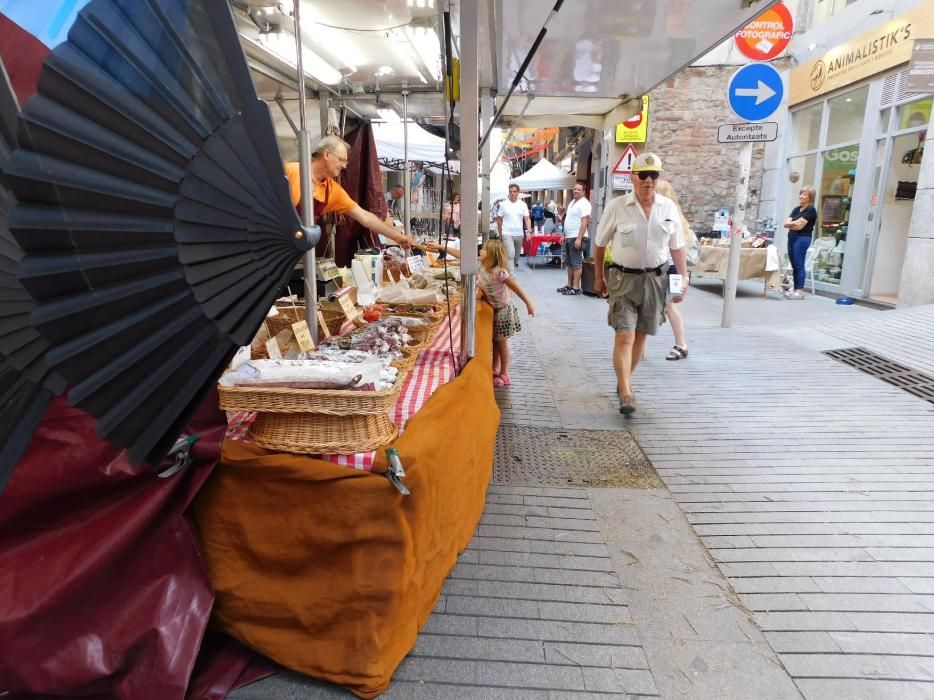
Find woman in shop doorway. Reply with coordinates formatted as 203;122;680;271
655;180;695;361
443;193;461;238
783;186;817;300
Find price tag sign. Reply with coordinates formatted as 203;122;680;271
231;345;251;369
265;337;283;360
291;320;316;353
317;310;332;339
407;255;425;274
338;294;359;321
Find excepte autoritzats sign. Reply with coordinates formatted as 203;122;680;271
717;122;779;143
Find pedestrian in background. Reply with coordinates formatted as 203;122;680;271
593;153;688;415
783;186;817;300
496;184;531;270
443;193;461;237
655;179;693;361
557;181;592;295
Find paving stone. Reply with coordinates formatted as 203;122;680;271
829;631;934;655
543;642;650;669
780;653;934;681
383;683;543;699
794;678;934;700
579;668;658;695
473;661;586;691
410;634;545;664
476;616;640;645
763;631;842;653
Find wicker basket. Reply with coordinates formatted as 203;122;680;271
269;304;346;338
217;369;407;416
249;412;398;455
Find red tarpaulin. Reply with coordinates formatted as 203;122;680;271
0;394;269;698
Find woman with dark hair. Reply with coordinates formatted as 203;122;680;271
783;186;817;300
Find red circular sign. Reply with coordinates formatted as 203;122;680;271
623;112;643;128
734;2;793;61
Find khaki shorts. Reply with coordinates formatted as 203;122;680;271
606;267;668;335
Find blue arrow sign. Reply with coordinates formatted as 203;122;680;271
727;63;784;122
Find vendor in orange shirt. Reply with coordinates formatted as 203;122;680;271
285;135;416;249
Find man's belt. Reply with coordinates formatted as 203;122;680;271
606;263;666;276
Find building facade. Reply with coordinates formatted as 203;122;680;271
781;0;933;305
592;0;932;307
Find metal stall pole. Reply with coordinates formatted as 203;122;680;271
293;0;319;343
459;0;479;366
480;90;494;241
402;82;411;239
721;142;753;328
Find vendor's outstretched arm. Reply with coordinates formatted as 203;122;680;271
439;243;461;259
348;206;414;248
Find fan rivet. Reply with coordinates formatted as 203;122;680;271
295;231;304;239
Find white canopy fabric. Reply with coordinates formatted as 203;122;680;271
372;121;446;163
509;158;575;190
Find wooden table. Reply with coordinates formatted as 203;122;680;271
690;244;783;297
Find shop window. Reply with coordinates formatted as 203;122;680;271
896;96;931;132
879;108;891;135
815;144;858;285
791;103;822;153
808;0;859;32
826;86;868;145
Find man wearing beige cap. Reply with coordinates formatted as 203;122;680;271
593;153;688;415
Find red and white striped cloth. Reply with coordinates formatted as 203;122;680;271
225;305;462;470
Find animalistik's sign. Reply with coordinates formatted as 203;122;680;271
790;2;934;104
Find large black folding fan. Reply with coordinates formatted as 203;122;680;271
0;0;314;484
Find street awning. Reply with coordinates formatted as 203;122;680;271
509;158;576;190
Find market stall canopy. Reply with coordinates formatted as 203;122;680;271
236;1;779;132
373;122;446;163
509;159;575;190
482;0;780;128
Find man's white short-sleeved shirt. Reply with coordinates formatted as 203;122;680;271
498;198;529;237
595;192;685;269
563;197;592;238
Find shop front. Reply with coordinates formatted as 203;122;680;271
783;2;933;303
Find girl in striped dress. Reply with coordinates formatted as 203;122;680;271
442;239;535;387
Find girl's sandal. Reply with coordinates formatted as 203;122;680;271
499;374;512;386
493;373;507;387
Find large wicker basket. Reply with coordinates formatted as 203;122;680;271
249;412;398;455
217;369;407;416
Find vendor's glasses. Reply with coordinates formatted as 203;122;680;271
637;171;660;180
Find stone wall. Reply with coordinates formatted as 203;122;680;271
642;59;792;234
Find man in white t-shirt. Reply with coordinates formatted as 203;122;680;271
557;181;592;295
496;184;531;270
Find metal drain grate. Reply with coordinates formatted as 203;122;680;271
494;426;661;488
824;347;934;405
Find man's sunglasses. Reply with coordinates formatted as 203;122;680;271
636;171;660;181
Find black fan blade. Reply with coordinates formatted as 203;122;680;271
0;61;67;491
0;362;53;492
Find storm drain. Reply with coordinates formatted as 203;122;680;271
824;347;934;404
493;425;661;488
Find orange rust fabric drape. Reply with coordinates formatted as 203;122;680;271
193;304;497;698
